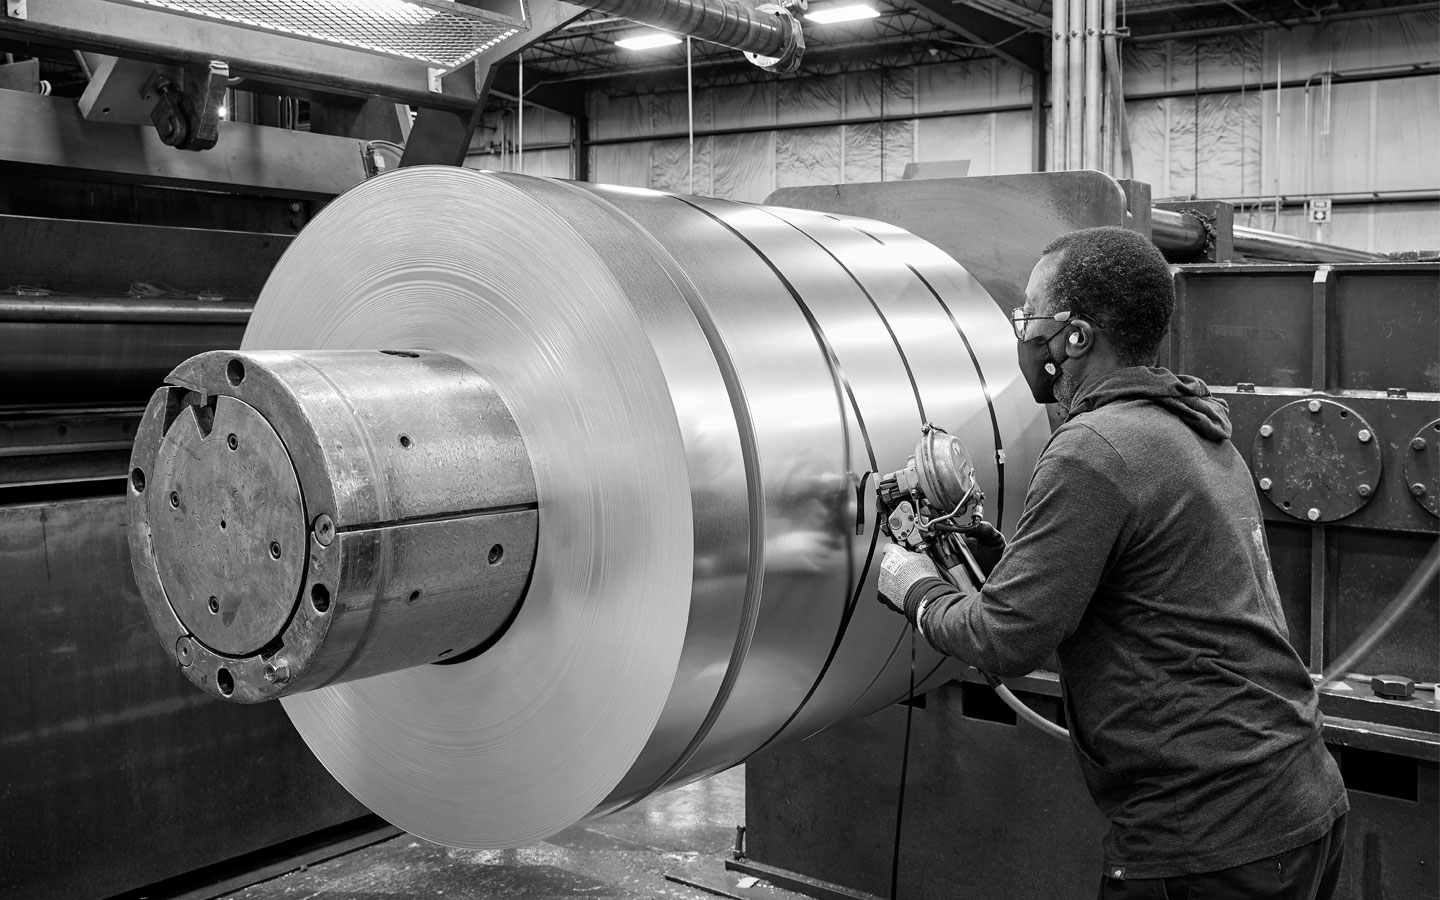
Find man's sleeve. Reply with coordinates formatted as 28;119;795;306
910;424;1132;677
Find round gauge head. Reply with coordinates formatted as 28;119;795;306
916;429;979;515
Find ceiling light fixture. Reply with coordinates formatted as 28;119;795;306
615;31;682;50
806;3;880;24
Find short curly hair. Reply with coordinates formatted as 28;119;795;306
1040;226;1174;367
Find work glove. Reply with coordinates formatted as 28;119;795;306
877;543;941;620
961;520;1007;577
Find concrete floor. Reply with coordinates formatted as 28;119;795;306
222;767;803;900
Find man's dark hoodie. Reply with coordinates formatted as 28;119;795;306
905;367;1348;879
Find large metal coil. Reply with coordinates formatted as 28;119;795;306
237;168;1048;848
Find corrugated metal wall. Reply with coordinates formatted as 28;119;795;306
469;9;1438;252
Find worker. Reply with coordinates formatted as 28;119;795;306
877;226;1349;900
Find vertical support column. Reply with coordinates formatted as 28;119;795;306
1050;0;1068;171
1065;0;1084;170
1083;0;1102;169
1308;265;1336;673
1310;265;1335;393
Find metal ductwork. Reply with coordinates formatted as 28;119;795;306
579;0;806;72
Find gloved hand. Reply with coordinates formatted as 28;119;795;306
961;520;1007;577
877;543;941;618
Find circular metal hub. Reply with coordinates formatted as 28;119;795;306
149;394;307;656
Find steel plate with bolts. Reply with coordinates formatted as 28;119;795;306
1252;398;1384;523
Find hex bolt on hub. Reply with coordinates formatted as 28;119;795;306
1307;508;1322;522
264;658;291;685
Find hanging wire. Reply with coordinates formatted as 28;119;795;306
518;51;524;175
688;36;695;195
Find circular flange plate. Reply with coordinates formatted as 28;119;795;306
1252;399;1383;523
149;394;307;656
1403;419;1440;518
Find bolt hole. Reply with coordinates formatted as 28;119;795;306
408;590;421;604
227;433;238;451
1282;501;1292;509
208;596;219;614
216;668;234;697
1340;410;1349;418
311;584;331;613
169;490;180;508
226;358;245;386
101;106;111;114
1433;423;1439;432
399;434;412;449
269;541;282;559
488;544;504;565
130;468;146;493
220;519;226;529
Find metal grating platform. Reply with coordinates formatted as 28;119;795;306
108;0;524;69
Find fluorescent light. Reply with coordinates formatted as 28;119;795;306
807;3;880;23
615;31;681;50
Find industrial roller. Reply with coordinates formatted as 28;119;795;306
125;168;1049;848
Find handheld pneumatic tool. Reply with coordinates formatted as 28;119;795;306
876;424;992;595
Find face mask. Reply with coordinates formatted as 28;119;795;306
1017;326;1069;404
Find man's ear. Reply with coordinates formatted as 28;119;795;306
1065;320;1096;358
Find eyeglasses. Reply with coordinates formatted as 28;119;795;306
1010;308;1077;341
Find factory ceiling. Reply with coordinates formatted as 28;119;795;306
494;0;1429;114
0;0;1427;126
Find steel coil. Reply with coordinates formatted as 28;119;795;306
240;168;1048;848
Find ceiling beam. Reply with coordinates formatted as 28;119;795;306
900;0;1046;72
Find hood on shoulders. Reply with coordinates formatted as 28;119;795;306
1066;367;1232;441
